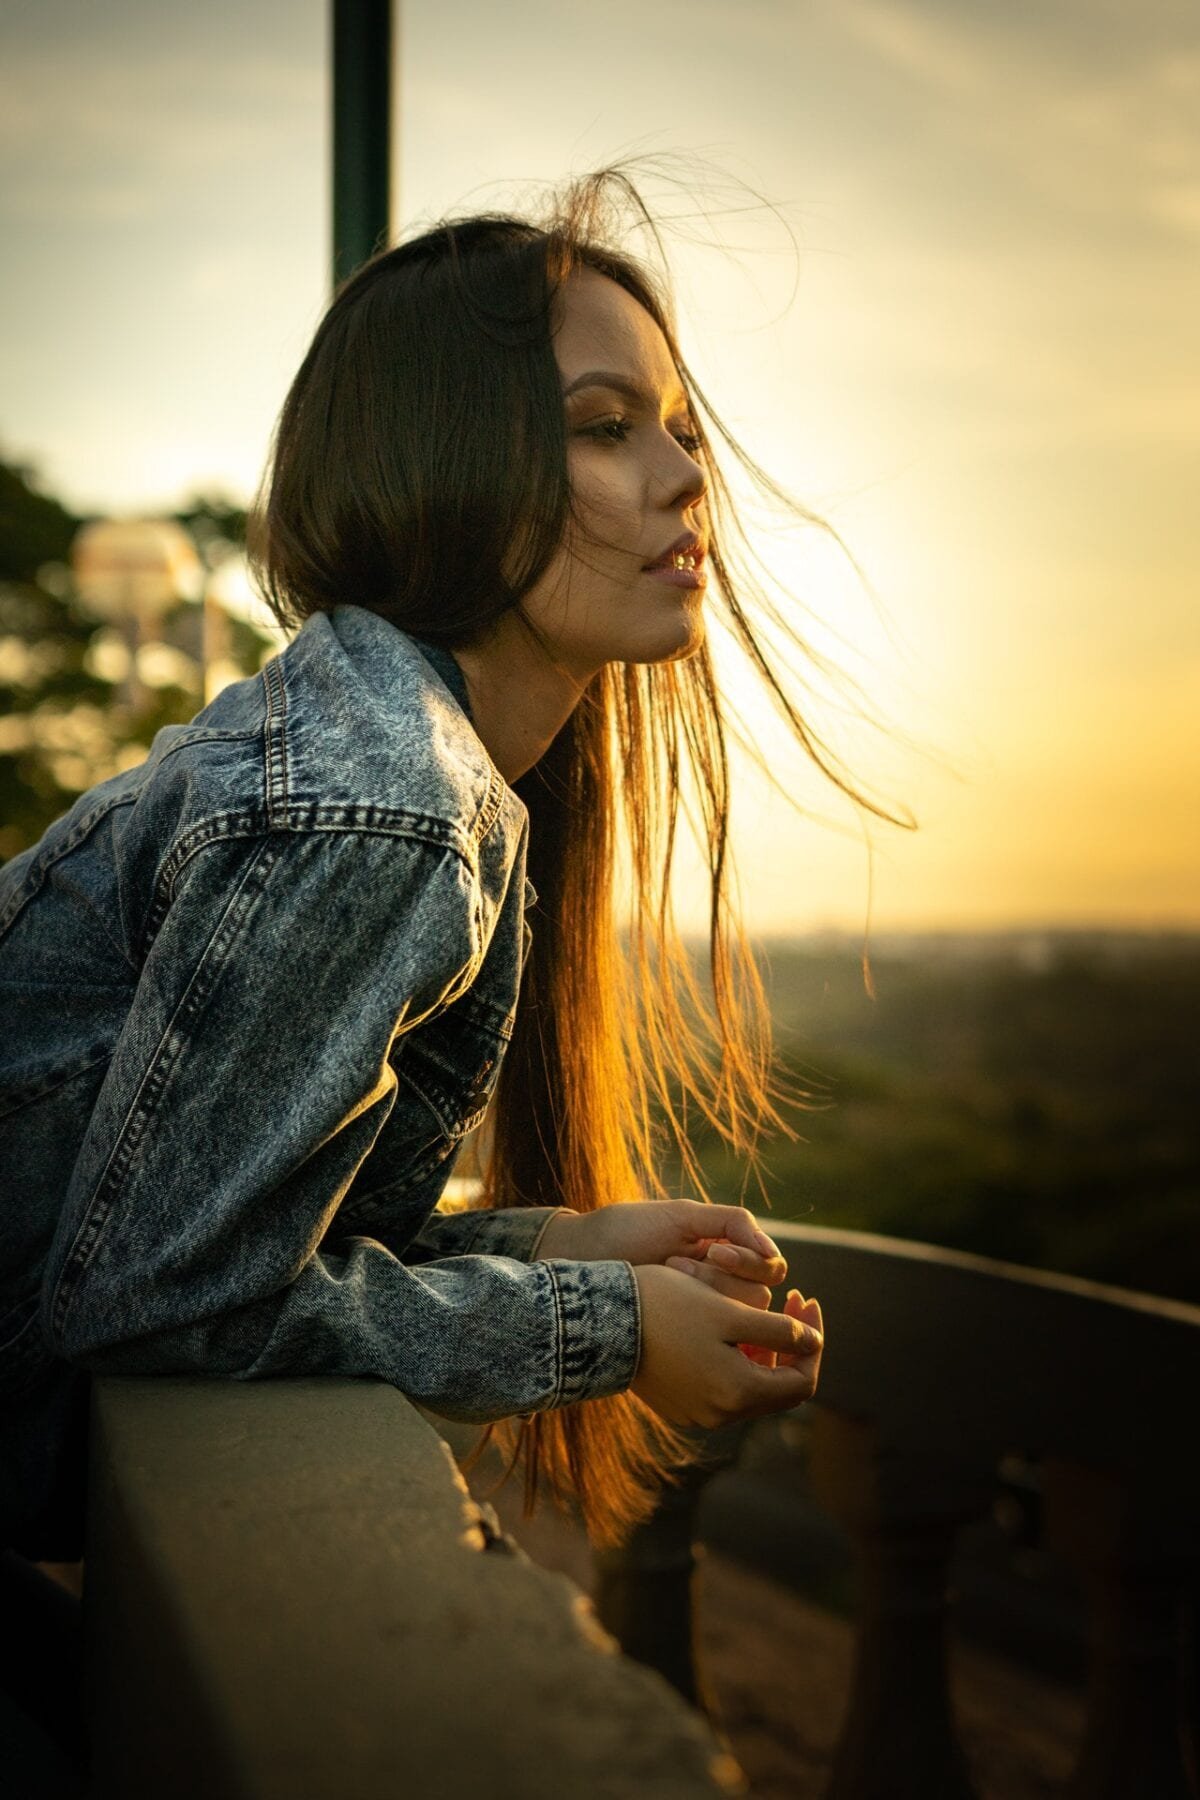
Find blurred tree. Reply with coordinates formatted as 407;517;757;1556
673;937;1200;1304
172;493;249;568
0;457;79;579
0;457;114;859
0;455;256;863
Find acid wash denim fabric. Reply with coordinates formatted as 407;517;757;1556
0;605;641;1552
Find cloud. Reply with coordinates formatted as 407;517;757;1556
840;0;986;94
826;0;1200;247
0;42;320;227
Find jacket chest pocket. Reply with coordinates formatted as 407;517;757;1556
391;997;512;1143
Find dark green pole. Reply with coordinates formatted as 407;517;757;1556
331;0;393;290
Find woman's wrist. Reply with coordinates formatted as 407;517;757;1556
531;1207;583;1259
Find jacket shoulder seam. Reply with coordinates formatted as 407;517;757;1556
144;810;482;957
263;658;289;827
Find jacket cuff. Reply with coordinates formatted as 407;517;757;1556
430;1205;564;1262
543;1258;642;1406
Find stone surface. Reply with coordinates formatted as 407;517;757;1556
86;1378;739;1800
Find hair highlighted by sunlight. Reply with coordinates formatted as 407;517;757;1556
251;164;909;1548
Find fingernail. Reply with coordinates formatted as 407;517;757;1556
666;1256;698;1274
796;1325;823;1356
708;1243;740;1270
800;1297;823;1328
754;1229;780;1258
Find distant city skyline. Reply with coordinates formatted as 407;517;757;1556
2;0;1197;932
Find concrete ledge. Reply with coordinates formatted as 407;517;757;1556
85;1377;738;1799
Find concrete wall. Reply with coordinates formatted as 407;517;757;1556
85;1377;739;1800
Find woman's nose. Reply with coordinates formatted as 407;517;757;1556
659;436;707;509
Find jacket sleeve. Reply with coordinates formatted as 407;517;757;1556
405;1205;567;1263
40;829;641;1422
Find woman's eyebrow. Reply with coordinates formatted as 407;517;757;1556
562;369;690;412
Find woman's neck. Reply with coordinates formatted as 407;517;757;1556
452;614;597;785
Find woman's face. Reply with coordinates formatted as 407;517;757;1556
519;267;709;683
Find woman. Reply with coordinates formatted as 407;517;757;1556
1;171;831;1562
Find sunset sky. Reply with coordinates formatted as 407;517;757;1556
1;0;1197;934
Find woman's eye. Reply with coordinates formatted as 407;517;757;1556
578;418;704;455
581;417;634;444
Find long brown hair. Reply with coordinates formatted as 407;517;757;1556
251;167;908;1548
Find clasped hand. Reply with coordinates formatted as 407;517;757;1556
537;1199;824;1431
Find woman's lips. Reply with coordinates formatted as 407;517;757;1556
642;562;707;589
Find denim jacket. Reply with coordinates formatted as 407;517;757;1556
0;605;641;1552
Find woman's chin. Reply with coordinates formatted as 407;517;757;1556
655;609;707;665
618;600;706;667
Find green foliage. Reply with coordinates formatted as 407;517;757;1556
0;459;78;581
0;573;118;860
172;494;249;567
0;454;256;862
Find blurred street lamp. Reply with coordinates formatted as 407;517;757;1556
71;519;203;709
